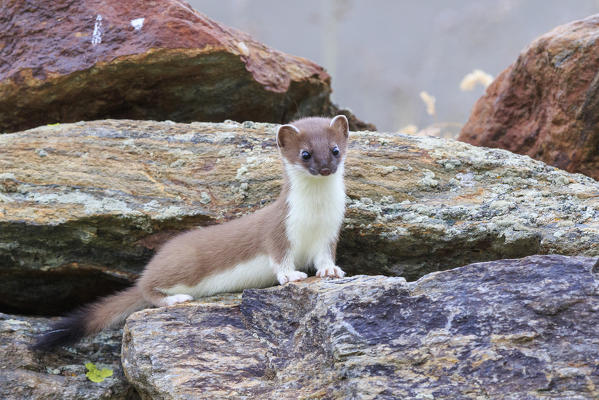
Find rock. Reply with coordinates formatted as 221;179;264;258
122;255;599;399
0;312;134;400
0;0;372;133
459;14;599;180
1;119;598;314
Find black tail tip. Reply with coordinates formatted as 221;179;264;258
31;310;88;351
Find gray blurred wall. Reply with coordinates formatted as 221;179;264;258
188;0;599;134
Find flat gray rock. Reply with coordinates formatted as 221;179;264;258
122;255;599;399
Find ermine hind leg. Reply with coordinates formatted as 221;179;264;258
143;288;194;307
162;294;194;306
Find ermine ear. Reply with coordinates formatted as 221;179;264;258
330;115;349;138
276;124;300;148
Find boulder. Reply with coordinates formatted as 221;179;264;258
459;14;599;180
0;0;372;133
122;255;599;399
0;119;598;314
0;312;133;400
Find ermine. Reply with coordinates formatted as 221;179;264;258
33;115;349;350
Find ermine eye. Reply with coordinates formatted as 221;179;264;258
332;146;340;156
301;150;311;160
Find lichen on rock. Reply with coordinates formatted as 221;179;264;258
0;119;597;314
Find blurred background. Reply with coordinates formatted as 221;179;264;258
189;0;599;136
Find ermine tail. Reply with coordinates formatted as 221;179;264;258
32;286;147;351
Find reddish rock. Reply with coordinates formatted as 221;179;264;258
0;0;372;132
459;15;599;180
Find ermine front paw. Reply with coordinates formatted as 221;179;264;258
277;270;308;285
316;265;345;278
162;294;194;306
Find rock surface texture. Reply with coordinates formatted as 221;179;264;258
0;312;134;400
459;14;599;180
122;255;599;399
0;0;372;133
1;119;598;314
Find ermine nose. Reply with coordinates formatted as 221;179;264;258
320;168;331;176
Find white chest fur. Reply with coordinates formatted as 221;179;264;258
284;162;346;268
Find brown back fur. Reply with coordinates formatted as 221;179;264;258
138;195;290;298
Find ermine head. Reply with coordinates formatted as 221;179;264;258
276;115;349;177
